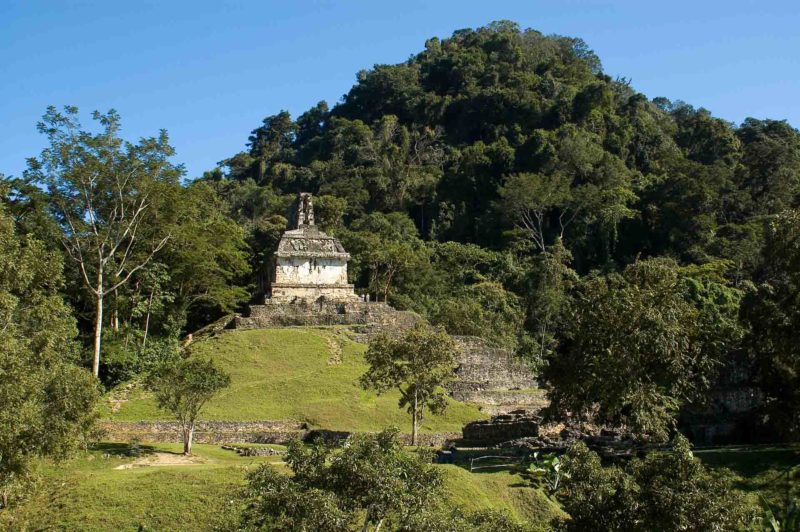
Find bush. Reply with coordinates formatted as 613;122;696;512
558;434;756;531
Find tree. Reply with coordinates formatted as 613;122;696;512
146;357;230;455
742;210;800;439
240;429;442;531
434;281;524;349
544;258;735;441
0;205;99;507
361;325;459;445
343;212;430;302
498;172;574;252
559;435;755;531
157;181;251;330
27;106;181;377
524;242;578;366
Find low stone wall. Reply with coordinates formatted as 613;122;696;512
462;412;540;446
98;420;307;444
98;421;459;448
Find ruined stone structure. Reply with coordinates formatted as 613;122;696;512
448;336;546;415
235;193;423;328
270;192;359;303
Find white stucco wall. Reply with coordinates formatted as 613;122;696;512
275;257;348;285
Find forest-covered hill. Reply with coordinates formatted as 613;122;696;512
4;19;800;447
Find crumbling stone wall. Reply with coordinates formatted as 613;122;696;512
98;420;307;444
99;420;458;447
448;336;542;415
461;412;540;446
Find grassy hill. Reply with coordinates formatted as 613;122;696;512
106;327;487;434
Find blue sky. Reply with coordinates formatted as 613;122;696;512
2;0;798;179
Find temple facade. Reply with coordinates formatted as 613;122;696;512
269;193;359;303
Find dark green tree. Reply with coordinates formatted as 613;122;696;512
0;205;99;507
559;435;755;531
361;325;459;445
146;357;230;455
742;210;800;439
544;258;738;441
240;429;442;531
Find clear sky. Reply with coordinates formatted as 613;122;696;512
2;0;798;179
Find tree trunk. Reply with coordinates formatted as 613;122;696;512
142;286;154;349
93;271;104;377
111;292;119;331
411;391;418;446
184;423;194;455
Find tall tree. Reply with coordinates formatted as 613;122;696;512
544;258;738;441
26;106;181;377
742;210;800;439
0;205;98;507
146;356;230;455
361;325;459;445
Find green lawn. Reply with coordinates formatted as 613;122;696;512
107;327;486;434
3;443;279;531
695;445;800;517
440;465;565;528
3;443;560;531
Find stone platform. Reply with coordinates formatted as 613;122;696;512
235;300;422;329
448;336;545;415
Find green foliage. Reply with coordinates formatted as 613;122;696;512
0;206;99;507
342;211;430;301
434;281;524;348
742;210;800;439
146;356;230;454
544;258;740;441
240;429;442;531
559;435;756;531
527;453;565;493
361;325;459;444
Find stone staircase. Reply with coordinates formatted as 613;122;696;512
449;336;547;415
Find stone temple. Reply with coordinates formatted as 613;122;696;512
236;193;417;328
270;193;359;303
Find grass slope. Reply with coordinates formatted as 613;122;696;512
108;327;486;433
5;443;794;530
4;444;559;531
3;443;280;531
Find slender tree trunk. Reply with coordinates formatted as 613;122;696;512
411;391;418;446
111;292;119;331
375;518;384;532
142;286;154;349
184;423;194;455
93;269;104;377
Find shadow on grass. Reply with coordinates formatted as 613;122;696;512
695;446;800;478
90;441;157;457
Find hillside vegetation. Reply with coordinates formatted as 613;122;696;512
107;328;486;433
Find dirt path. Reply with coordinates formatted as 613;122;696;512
114;452;207;469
